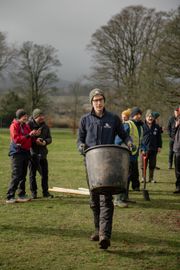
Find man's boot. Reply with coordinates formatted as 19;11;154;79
90;228;99;241
149;169;156;183
99;235;111;250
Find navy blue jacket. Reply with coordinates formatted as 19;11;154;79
77;109;131;149
141;121;162;152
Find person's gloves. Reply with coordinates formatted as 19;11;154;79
141;145;147;156
78;143;86;155
127;141;136;152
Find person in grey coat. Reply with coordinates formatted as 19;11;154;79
172;107;180;193
28;109;53;199
167;107;179;169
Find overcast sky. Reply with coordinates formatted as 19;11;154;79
0;0;179;82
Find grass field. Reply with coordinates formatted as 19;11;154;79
0;128;179;270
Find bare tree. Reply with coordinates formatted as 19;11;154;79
156;7;180;108
87;6;169;107
138;7;180;110
0;91;25;127
68;81;82;134
157;7;180;80
15;41;61;110
0;32;17;76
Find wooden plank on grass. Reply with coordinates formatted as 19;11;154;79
49;187;90;196
78;187;89;191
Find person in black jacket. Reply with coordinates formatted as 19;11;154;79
141;109;162;183
77;88;132;250
28;109;53;199
172;108;180;193
167;107;179;169
152;111;164;170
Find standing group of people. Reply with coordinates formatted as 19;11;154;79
77;88;179;250
114;106;163;207
6;88;179;251
6;108;53;203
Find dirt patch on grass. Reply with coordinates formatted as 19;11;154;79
150;211;180;232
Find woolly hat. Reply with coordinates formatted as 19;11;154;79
152;111;160;119
16;109;27;119
146;109;154;118
175;106;180;111
32;108;43;119
130;107;142;118
89;88;105;104
122;108;131;118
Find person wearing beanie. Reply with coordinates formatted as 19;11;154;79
167;106;180;169
6;109;40;203
32;108;43;119
16;108;27;119
77;88;133;250
114;106;143;207
141;109;162;183
89;88;105;104
130;107;143;118
152;112;160;120
28;108;53;199
121;108;131;122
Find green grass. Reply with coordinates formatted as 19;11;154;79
0;129;179;270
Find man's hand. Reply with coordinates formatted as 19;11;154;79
78;143;86;155
141;150;147;156
29;129;41;137
127;141;136;152
36;138;46;146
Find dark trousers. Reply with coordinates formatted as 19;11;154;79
90;191;114;239
84;158;114;239
7;154;29;199
141;150;157;181
141;150;157;171
169;140;174;167
174;153;180;188
129;159;140;190
118;158;139;200
29;155;49;195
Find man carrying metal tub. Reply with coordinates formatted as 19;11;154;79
77;88;133;250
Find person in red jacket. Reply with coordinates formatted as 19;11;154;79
6;109;40;203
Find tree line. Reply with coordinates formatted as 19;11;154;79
0;5;179;127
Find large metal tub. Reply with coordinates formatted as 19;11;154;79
85;144;130;194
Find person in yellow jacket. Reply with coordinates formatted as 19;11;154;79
114;107;143;207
